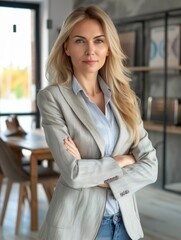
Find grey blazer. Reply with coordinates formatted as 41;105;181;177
37;81;158;240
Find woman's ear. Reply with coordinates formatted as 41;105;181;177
64;42;70;56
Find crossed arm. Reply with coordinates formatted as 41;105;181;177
63;137;136;187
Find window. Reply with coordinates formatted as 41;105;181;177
0;1;40;132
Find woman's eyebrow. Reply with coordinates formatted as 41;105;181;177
73;35;86;39
73;34;105;39
94;35;106;39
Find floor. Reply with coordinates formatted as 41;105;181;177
136;186;181;240
0;182;181;240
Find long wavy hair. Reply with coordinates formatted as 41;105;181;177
46;5;141;146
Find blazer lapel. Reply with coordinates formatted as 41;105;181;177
110;101;130;155
58;84;105;157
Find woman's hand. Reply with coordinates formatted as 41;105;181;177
63;137;109;188
113;154;136;168
63;138;135;187
63;137;81;160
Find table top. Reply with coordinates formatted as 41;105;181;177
0;129;49;151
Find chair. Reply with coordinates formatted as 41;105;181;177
0;138;59;235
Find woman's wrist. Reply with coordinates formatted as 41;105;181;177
113;154;136;168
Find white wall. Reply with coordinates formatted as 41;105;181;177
40;0;73;88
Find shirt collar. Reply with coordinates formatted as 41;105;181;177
72;75;82;95
72;75;111;102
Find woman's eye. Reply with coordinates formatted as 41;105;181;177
75;39;84;44
95;39;104;43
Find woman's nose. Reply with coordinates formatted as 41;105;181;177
85;43;95;55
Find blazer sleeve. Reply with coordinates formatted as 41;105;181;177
37;88;122;189
108;121;158;198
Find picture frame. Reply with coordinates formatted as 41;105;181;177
118;31;136;66
149;25;180;67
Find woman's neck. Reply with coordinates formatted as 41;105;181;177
74;73;101;97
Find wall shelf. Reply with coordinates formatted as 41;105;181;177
116;8;181;194
144;121;181;134
128;66;181;72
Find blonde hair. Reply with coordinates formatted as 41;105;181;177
46;5;141;146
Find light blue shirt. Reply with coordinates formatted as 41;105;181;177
72;75;120;216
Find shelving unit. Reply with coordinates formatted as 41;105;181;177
115;8;181;194
144;121;181;134
128;66;181;71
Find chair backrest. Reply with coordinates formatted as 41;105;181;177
0;138;29;182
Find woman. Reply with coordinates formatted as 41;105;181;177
37;5;158;240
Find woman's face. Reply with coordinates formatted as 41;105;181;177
64;19;109;77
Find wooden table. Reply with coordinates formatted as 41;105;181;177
1;129;53;231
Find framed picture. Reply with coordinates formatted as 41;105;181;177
149;25;180;67
119;31;136;66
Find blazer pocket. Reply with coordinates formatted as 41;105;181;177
46;182;82;229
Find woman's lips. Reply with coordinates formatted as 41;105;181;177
83;60;98;64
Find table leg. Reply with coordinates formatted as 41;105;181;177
10;147;23;164
30;154;38;231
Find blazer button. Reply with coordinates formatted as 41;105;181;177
104;176;119;184
120;190;129;197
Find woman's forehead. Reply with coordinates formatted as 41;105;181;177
70;18;104;36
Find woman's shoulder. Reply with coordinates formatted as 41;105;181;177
40;83;60;91
39;82;72;95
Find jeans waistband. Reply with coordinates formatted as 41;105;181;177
103;212;122;224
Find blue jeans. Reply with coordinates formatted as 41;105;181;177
96;212;131;240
